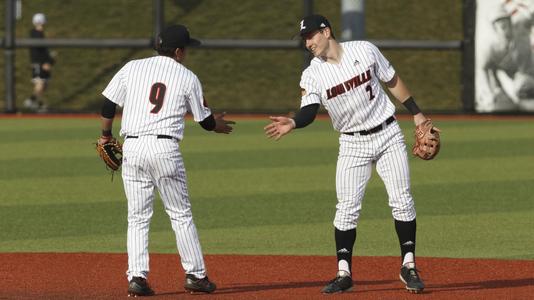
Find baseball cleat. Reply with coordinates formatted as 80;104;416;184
399;265;425;293
127;277;155;297
321;271;353;294
184;274;216;294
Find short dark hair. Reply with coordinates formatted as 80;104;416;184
154;40;185;57
155;46;176;57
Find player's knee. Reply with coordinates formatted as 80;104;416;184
391;206;416;221
168;212;193;226
128;214;152;225
333;220;358;231
334;211;360;231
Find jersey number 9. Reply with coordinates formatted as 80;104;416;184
149;82;166;113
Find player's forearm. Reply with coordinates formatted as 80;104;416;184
386;75;427;123
100;117;113;136
386;74;412;104
292;103;320;128
100;97;116;136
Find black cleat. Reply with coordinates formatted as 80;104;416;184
399;265;425;293
184;274;217;294
321;272;353;294
127;277;155;297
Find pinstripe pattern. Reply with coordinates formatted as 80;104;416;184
123;137;206;279
300;41;395;133
102;55;211;281
335;122;415;230
103;56;211;141
298;41;416;230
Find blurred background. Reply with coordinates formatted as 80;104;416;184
3;0;529;114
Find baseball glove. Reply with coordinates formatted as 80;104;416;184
96;137;123;171
412;119;441;160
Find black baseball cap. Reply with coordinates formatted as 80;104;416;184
157;25;201;49
297;14;332;37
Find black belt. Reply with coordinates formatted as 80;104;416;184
343;116;396;136
126;135;173;139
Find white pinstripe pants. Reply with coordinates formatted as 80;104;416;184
122;136;206;281
334;121;416;231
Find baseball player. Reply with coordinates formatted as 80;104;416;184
98;24;234;296
476;1;534;111
24;13;55;113
265;15;432;294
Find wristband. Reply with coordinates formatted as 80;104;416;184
102;129;112;137
402;97;421;115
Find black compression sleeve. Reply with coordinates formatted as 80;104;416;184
293;104;320;128
101;97;117;119
199;114;216;131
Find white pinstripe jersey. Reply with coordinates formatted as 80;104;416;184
300;41;396;133
102;56;211;141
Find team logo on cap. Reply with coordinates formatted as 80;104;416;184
320;22;326;28
300;20;306;30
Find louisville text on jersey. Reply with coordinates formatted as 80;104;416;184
326;69;372;100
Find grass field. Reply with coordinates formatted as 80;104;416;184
0;116;533;260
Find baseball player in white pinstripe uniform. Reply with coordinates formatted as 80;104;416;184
98;25;234;297
265;15;432;294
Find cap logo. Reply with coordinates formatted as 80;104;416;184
300;20;306;31
320;23;326;28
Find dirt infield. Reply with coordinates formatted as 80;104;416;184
1;254;533;299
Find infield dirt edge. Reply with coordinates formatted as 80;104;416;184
2;253;534;299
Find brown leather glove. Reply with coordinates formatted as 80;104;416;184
412;119;441;160
96;136;123;171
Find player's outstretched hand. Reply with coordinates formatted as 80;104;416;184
214;112;235;134
264;116;295;140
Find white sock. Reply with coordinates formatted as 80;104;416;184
338;260;350;276
402;252;415;268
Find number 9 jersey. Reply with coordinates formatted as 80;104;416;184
102;56;211;141
300;41;396;134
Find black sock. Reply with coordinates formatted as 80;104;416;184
394;219;416;265
335;227;356;273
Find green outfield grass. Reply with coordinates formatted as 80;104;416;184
0;117;533;260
